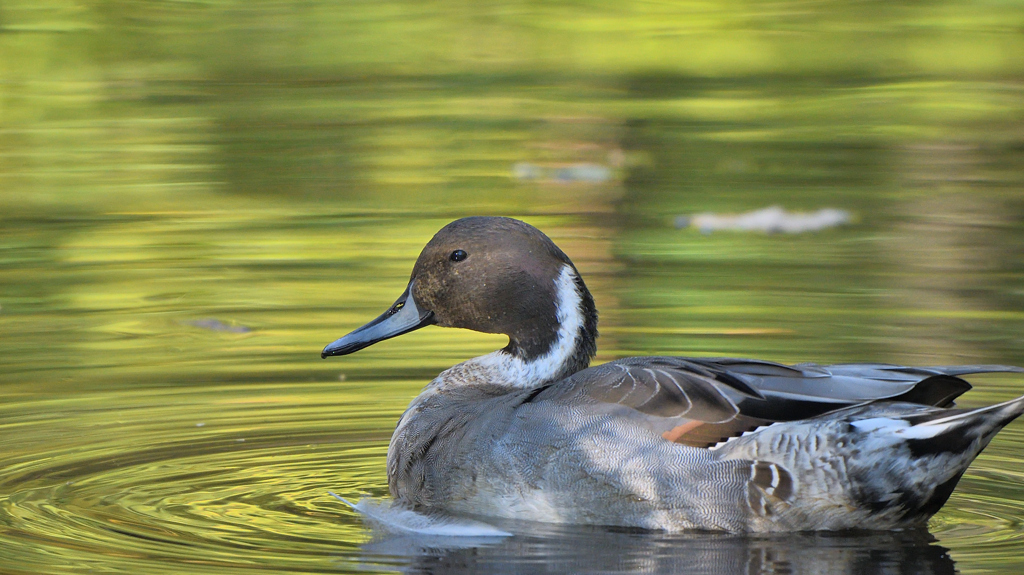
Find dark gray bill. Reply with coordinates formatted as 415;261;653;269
321;281;435;358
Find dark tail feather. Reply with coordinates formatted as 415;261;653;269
895;395;1024;520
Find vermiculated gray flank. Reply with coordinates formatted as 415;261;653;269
322;216;1024;532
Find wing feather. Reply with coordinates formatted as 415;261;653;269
528;357;1023;447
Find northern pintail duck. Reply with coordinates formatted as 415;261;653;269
322;216;1024;532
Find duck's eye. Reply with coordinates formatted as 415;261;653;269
449;249;468;262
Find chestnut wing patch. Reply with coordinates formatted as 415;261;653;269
663;415;769;448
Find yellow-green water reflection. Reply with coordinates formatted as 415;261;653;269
3;1;1024;573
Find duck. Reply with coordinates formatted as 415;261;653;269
322;216;1024;533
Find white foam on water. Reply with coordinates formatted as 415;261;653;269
329;492;513;538
677;206;852;234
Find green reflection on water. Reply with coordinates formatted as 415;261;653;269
2;1;1024;573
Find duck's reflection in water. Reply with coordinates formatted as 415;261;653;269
352;523;954;575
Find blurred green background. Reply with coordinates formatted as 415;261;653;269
4;0;1023;389
2;1;1024;573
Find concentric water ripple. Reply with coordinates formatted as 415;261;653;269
0;382;402;574
4;381;1024;574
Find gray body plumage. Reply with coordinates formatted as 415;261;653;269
389;360;754;532
387;358;1024;532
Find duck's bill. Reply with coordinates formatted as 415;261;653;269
321;282;435;358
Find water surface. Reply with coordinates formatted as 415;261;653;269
3;2;1024;573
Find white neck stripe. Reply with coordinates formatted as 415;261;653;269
471;264;583;387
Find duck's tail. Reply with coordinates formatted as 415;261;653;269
721;394;1024;529
888;394;1024;453
852;395;1024;521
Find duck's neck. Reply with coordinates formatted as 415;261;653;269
474;264;598;388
